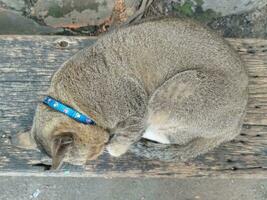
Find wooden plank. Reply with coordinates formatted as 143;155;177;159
0;36;266;177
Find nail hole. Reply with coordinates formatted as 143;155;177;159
256;134;261;137
58;41;69;48
247;49;256;54
255;105;260;109
227;159;233;163
231;166;238;171
240;133;247;136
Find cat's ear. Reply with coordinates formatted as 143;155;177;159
12;131;38;150
51;134;73;170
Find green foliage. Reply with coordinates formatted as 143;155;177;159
47;1;101;18
173;0;195;17
48;4;64;18
173;0;221;22
195;0;204;6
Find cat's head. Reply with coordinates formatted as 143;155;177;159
18;104;109;169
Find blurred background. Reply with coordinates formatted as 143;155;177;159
0;0;267;38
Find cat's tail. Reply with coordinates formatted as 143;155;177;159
129;136;226;162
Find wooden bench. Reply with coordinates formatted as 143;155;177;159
0;36;266;178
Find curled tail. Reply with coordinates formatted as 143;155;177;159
129;137;225;162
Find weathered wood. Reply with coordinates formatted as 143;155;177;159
0;36;266;177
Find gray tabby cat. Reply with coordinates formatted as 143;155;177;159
19;18;248;168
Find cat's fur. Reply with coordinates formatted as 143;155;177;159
26;18;248;168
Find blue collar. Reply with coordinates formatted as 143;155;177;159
43;96;96;125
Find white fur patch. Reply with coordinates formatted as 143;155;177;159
142;127;170;144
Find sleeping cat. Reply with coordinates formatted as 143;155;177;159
19;18;248;169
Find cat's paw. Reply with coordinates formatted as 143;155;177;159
106;142;129;157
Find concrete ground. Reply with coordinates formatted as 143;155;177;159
0;176;266;200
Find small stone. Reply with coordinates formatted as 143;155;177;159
64;170;70;175
4;140;9;144
31;189;41;199
0;0;26;12
0;9;63;34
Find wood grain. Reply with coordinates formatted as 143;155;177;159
0;36;266;177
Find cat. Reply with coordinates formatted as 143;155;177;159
18;17;248;169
